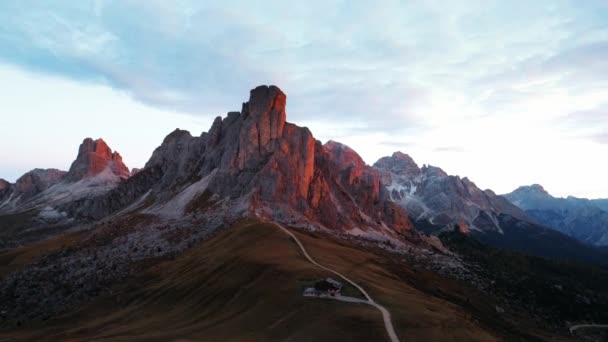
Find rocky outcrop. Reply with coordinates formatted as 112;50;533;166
376;151;421;178
0;138;131;215
13;169;67;202
72;85;412;236
65;138;130;182
0;179;13;204
374;152;527;232
0;168;67;212
203;86;410;233
504;185;608;246
0;179;10;191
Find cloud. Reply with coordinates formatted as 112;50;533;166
378;141;417;149
2;0;608;197
433;146;467;153
2;1;606;127
592;133;608;145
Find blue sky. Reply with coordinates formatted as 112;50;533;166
1;0;608;198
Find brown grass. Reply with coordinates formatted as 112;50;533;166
0;230;87;279
0;220;570;341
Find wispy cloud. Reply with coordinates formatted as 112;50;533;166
1;0;608;196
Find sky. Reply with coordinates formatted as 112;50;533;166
1;0;608;198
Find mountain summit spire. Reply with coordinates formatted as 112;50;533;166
65;138;130;182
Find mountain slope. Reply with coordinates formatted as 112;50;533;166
63;85;412;241
374;152;527;233
505;185;608;246
1;220;560;342
374;153;608;266
0;138;133;248
0;138;131;216
440;230;608;330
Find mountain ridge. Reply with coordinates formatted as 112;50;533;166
2;86;605;265
504;184;608;246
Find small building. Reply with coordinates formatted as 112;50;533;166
325;278;343;290
303;287;320;296
313;278;343;295
303;278;345;297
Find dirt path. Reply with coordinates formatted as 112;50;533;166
275;223;400;342
570;324;608;333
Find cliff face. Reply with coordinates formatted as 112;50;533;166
374;152;527;233
70;85;412;236
0;138;130;215
14;169;67;200
181;85;412;233
65;138;130;182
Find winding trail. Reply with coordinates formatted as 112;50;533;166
274;223;400;342
570;324;608;334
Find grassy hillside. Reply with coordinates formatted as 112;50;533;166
0;220;507;342
0;210;76;249
0;229;86;279
0;220;580;341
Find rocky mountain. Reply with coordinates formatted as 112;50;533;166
374;152;527;233
0;138;131;216
63;86;414;243
0;179;10;202
593;199;608;212
373;152;608;265
65;138;130;182
504;184;608;246
0;169;67;212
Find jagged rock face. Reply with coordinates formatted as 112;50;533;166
504;185;608;246
76;85;412;235
13;169;67;201
324;140;367;187
65;138;130;182
0;179;10;191
375;151;421;178
236;85;286;170
374;152;527;232
503;184;556;210
206;86;409;232
0;138;132;215
145;129;204;191
0;179;13;203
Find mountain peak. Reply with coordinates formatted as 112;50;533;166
323;140;366;169
13;168;67;200
242;85;287;142
374;151;420;176
391;151;416;162
512;184;551;197
90;85;412;235
0;178;10;190
163;129;192;143
65;138;130;182
529;183;548;193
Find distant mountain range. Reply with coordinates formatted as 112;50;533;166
504;184;608;246
372;153;607;265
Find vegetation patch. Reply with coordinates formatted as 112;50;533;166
441;230;608;325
